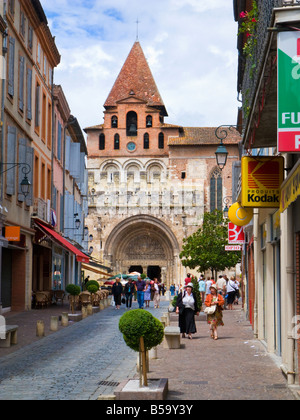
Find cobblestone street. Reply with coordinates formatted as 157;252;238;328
0;300;298;401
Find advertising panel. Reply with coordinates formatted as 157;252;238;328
278;32;300;152
228;223;245;244
241;156;284;208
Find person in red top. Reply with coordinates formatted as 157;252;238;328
184;273;192;286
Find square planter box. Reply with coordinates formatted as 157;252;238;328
114;379;168;401
68;314;82;322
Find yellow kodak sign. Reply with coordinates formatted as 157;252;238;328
241;157;284;208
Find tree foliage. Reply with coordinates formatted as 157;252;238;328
180;210;241;278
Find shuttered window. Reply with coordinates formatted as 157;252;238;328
8;37;15;97
19;56;25;111
26;67;32;120
6;126;17;196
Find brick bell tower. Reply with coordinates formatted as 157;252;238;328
86;41;182;159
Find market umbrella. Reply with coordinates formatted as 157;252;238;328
104;280;115;285
128;271;141;276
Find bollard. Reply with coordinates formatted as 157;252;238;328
61;313;69;327
149;347;158;360
87;304;93;316
82;305;88;319
99;301;105;311
36;320;45;337
50;316;59;332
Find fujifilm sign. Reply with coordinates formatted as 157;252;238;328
278;32;300;153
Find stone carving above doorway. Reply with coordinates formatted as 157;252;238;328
124;235;166;260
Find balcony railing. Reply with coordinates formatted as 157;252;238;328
241;0;300;127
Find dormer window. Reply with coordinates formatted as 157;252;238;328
146;115;152;128
127;111;138;136
111;116;118;128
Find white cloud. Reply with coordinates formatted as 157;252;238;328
40;0;239;132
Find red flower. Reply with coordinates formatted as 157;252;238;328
252;18;257;23
240;11;247;18
246;33;252;38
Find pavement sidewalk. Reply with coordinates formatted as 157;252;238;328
142;307;299;401
1;300;299;400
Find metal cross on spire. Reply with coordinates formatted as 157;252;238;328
136;18;140;41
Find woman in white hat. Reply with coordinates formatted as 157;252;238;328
204;284;224;340
176;282;200;339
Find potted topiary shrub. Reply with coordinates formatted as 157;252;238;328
119;309;164;388
65;284;81;315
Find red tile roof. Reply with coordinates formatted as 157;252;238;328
104;42;168;116
168;127;241;146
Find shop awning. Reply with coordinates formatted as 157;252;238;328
35;220;90;264
81;263;111;277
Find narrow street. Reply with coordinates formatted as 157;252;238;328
0;300;297;401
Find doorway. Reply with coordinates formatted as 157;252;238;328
147;266;161;281
129;266;143;275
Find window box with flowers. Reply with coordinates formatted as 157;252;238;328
238;1;259;77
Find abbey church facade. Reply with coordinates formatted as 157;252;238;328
85;41;240;286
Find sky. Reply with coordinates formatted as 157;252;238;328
41;0;240;134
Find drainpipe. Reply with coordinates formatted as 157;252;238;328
253;208;259;339
285;204;295;385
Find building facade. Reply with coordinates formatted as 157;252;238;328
0;0;90;313
234;0;300;386
85;41;241;287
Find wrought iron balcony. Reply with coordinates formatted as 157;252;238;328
240;0;300;137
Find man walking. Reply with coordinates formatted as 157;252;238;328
136;276;146;309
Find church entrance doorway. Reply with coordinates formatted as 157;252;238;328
104;215;180;287
128;266;143;275
147;266;161;281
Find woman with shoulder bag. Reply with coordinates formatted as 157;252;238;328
204;284;224;340
176;283;200;340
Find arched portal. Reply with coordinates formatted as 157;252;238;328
104;215;180;286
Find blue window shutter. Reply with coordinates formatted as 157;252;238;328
69;143;80;179
217;176;223;211
60;193;64;232
19;56;25;111
18;138;27;202
65;135;71;171
26;68;32;120
8;37;15;97
25;145;34;207
6;126;17;196
57;122;62;161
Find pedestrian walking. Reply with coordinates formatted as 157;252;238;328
226;276;238;310
144;280;151;308
176;282;200;340
205;277;213;296
112;277;123;310
152;278;160;308
184;273;192;286
216;275;226;296
136;276;146;309
170;284;175;297
204;284;224;340
198;277;206;308
124;278;135;309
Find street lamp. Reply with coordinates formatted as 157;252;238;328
215;142;229;171
215;125;240;171
1;163;32;198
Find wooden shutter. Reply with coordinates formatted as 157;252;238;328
18;138;27;202
6;126;17;195
26;68;32;120
19;56;25;111
8;37;15;97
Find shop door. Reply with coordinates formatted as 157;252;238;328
1;249;12;308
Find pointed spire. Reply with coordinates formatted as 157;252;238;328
104;41;168;116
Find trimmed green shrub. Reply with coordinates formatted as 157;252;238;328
119;309;164;352
85;280;99;292
87;284;99;294
66;284;81;296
